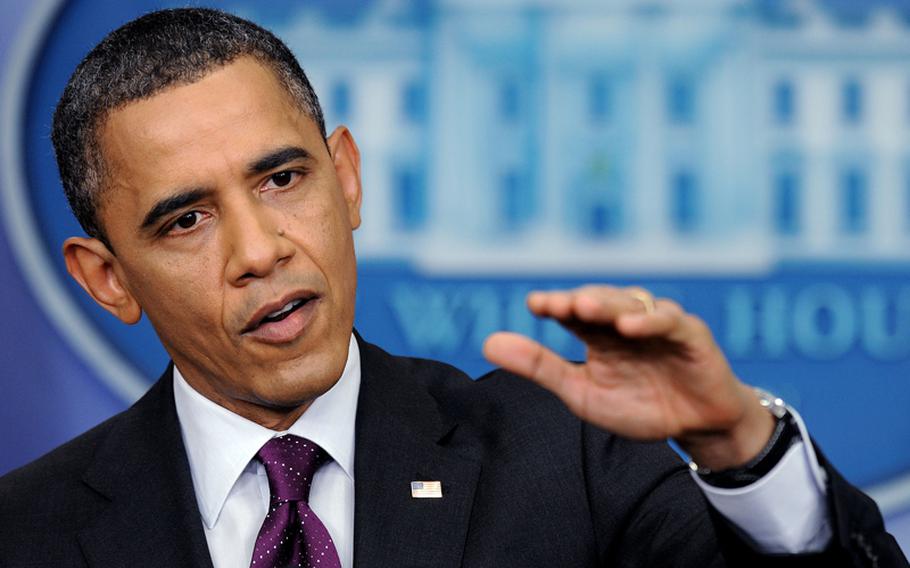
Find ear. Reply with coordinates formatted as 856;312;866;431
326;125;363;230
62;237;142;325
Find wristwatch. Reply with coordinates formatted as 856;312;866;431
689;388;801;489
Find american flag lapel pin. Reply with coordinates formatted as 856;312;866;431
410;480;443;498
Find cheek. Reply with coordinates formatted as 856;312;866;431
285;192;354;263
283;197;357;314
126;254;225;331
317;205;357;278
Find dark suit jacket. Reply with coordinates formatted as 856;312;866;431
0;339;905;567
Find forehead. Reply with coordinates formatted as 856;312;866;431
97;57;319;190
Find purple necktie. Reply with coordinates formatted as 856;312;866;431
250;435;342;568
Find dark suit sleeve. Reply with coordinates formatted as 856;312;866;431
582;425;727;567
824;451;910;567
707;444;908;567
582;424;908;567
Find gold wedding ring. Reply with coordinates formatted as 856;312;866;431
629;289;656;314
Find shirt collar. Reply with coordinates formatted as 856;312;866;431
173;334;361;529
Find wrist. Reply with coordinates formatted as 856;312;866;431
680;385;777;471
690;388;802;489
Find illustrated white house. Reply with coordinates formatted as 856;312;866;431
262;0;910;274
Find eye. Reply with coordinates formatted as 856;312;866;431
169;211;202;232
263;170;301;190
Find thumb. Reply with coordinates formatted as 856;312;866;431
483;332;576;396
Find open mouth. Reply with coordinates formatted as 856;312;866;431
260;298;307;325
244;295;317;334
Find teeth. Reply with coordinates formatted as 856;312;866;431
265;299;301;320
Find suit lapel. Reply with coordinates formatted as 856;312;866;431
72;341;480;567
353;341;481;568
76;371;214;568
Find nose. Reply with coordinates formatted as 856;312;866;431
224;198;294;285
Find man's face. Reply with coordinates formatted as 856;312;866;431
87;58;361;424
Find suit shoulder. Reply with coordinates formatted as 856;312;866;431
0;408;139;562
360;339;574;430
426;360;578;435
374;342;567;412
463;366;573;420
0;410;123;501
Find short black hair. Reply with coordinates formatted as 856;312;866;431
51;8;326;248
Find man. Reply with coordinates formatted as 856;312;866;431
0;8;904;567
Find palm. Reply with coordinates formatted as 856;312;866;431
574;328;737;440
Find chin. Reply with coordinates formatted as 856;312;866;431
265;362;342;404
247;327;350;401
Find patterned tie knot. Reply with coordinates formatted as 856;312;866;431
256;435;328;502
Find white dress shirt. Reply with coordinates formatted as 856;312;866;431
173;334;360;568
174;333;830;563
693;410;833;553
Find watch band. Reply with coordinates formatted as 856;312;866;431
690;388;802;489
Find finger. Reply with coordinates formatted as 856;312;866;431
574;287;639;322
483;332;579;397
614;299;682;337
528;285;640;325
622;286;656;314
484;332;623;429
616;299;712;346
527;290;576;320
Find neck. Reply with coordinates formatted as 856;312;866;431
177;369;318;431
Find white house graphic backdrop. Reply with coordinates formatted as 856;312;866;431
3;0;910;544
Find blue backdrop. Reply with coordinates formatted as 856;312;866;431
2;0;910;551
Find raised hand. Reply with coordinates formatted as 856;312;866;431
482;285;775;471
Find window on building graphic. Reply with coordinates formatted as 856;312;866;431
842;79;863;124
499;80;520;122
577;158;623;238
671;170;699;233
394;167;426;231
501;169;533;229
589;204;609;236
332;81;351;121
588;74;611;123
587;198;622;237
667;77;695;125
402;81;426;123
773;80;795;126
840;168;868;234
774;170;800;235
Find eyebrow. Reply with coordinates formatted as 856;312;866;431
247;145;313;175
138;146;313;234
139;187;213;232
